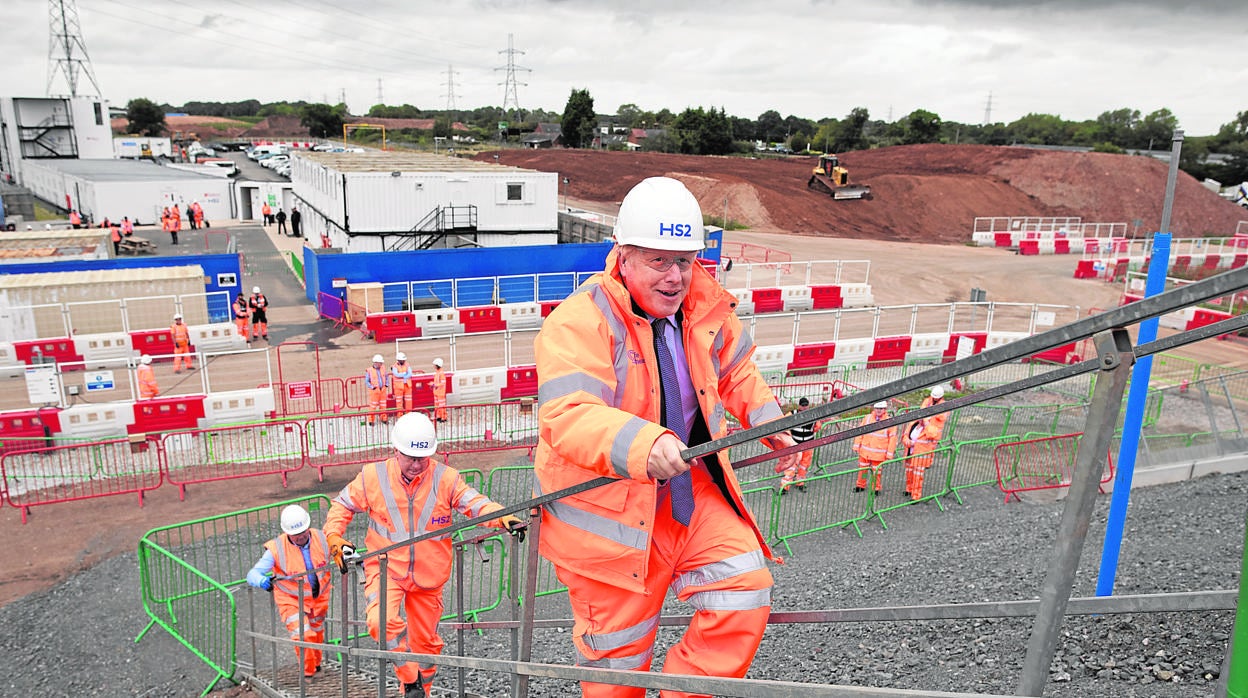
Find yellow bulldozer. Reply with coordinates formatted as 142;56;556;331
807;153;871;200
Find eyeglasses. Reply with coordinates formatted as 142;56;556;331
635;253;695;273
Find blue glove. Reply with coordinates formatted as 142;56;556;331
260;577;273;592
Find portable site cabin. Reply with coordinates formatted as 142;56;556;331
0;265;207;341
0;228;111;264
291;151;559;253
20;158;233;227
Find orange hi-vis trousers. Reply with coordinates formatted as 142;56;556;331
905;443;938;500
555;465;772;698
274;591;329;677
364;570;442;695
235;317;250;341
779;449;814;491
173;344;193;372
367;388;388;424
392;383;411;414
854;458;885;491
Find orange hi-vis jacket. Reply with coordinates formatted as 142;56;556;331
324;458;507;588
171;322;191;348
365;366;389;391
431;367;447;400
533;247;784;594
853;411;898;462
264;530;332;598
906;396;948;452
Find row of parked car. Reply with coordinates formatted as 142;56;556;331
245;143;367;178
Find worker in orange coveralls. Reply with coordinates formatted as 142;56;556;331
853;401;898;493
391;352;413;415
171;313;194;373
430;357;447;422
365;354;390;426
136;354;159;398
778;397;824;494
322;413;527;698
533;176;797;698
902;386;949;500
233;293;252;342
246;504;332;678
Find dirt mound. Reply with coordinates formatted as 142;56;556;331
476;145;1248;243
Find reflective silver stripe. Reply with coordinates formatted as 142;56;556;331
582;614;660;652
375;461;409;539
587;285;630;402
456;484;490;517
538;372;613;407
672;550;766;595
709;402;725;432
537;477;647;550
284;612;302;626
384;630;407;650
748;401;783;427
369;518;396;541
711;330;726;377
332;487;363;513
577;647;653;670
609;416;648;478
365;589;378;604
724;330;755;376
687;587;772;612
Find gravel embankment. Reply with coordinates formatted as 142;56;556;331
1;471;1242;697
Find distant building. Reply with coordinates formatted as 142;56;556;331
0;95;114;188
522;123;563;149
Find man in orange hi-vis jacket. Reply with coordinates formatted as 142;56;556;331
391;352;413;415
171;313;194;373
323;413;527;698
233;293;251;342
853;401;898;493
246;505;332;677
430;358;448;422
136;354;158;398
902;386;949;500
365;354;390;426
533;177;797;698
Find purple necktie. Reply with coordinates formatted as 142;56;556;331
653;318;694;526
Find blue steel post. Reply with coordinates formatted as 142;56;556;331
1096;130;1184;597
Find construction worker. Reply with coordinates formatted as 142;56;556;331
136;354;158;399
533;176;797;698
191;201;205;229
391;352;413;416
431;358;447;423
902;386;949;500
365;354;390;426
246;504;332;678
109;222;122;256
120;216;133;237
233;293;251;342
249;286;269;341
323;412;527;698
69;209;82;229
853;401;898;493
261;201;273;225
171;313;194;374
778;397;824;494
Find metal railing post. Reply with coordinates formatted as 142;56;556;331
516;512;542;698
377;555;389;698
1017;328;1135;695
455;541;467;698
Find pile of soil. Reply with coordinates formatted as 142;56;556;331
476;144;1248;243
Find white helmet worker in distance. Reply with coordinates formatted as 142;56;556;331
140;354;153;365
432;357;443;368
280;504;311;536
372;354;384;364
873;401;889;410
930;386;945;400
253;286;261;294
395;351;407;362
613;176;705;252
173;313;183;321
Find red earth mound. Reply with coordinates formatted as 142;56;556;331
476;144;1248;244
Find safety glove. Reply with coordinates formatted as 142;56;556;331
327;533;357;573
498;514;528;543
260;577;274;593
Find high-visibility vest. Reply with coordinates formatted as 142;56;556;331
431;367;446;399
533;247;783;593
171;322;190;347
365;366;388;390
234;299;250;319
264;530;331;598
391;363;412;389
137;364;158;397
324;458;505;588
906;397;947;451
853;412;897;462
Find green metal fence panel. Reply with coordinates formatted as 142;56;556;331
946;404;1010;442
772;467;874;555
444;534;508;623
948;435;1022;500
869;446;956;527
1150;353;1202;387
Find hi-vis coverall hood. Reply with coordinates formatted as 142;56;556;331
534;247;783;593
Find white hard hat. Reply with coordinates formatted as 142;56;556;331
173;313;183;320
395;352;407;361
252;286;261;294
280;504;311;535
874;401;889;410
140;354;152;365
432;357;443;368
930;386;945;399
391;412;438;457
613;176;705;252
372;354;384;363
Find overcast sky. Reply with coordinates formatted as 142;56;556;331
3;0;1247;136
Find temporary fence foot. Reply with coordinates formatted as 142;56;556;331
134;618;156;643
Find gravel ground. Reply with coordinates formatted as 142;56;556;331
0;471;1242;698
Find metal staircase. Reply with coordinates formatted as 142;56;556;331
386;205;478;252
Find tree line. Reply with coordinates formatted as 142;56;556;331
123;94;1248;185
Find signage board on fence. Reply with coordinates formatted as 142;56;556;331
85;370;116;392
25;365;59;404
287;381;314;400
